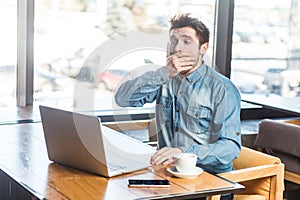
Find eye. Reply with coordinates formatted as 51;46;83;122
184;39;191;45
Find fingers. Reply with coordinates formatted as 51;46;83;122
171;54;196;68
173;56;195;68
150;147;182;165
166;53;195;78
162;158;175;165
150;147;169;165
172;57;194;74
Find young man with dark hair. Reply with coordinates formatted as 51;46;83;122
115;13;241;200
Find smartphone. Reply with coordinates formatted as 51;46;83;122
127;179;170;188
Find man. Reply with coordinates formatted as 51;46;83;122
115;13;241;200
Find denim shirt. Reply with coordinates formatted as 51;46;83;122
115;62;241;174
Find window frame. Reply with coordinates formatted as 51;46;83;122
17;0;34;106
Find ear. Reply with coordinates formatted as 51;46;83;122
199;42;208;55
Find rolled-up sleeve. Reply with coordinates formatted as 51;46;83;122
115;67;168;107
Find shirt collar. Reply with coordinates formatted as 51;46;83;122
185;61;207;84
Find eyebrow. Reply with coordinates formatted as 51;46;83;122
171;34;194;41
180;34;193;40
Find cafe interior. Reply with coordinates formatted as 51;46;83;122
0;0;300;199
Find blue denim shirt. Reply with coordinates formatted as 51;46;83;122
115;62;241;174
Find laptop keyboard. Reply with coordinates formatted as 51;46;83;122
107;163;127;172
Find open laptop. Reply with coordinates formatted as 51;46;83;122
39;105;156;177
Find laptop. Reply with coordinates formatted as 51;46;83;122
39;105;156;177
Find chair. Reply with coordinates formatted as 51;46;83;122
276;119;300;186
208;146;284;200
284;119;300;126
254;119;300;191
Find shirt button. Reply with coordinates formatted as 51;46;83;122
236;132;241;135
190;80;194;83
176;109;180;113
179;91;184;94
160;77;164;82
195;113;198;117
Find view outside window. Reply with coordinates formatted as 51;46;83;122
231;0;300;99
3;1;299;110
34;0;216;112
0;1;17;107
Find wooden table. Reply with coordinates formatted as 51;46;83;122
0;122;244;200
0;106;41;125
242;96;300;116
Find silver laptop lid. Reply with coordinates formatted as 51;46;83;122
40;105;156;177
40;105;110;176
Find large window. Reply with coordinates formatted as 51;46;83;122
3;0;299;118
0;1;17;106
231;0;300;100
33;0;216;112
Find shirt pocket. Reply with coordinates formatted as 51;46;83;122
186;105;211;134
158;96;172;122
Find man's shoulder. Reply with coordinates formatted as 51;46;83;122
203;65;240;95
204;65;233;85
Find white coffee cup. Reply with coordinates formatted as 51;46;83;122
174;153;197;173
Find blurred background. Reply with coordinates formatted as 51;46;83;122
0;0;299;110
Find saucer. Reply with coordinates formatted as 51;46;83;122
167;166;203;179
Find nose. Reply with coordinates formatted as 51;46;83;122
174;41;183;53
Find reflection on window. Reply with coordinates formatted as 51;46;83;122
0;1;17;107
231;0;300;99
34;0;216;112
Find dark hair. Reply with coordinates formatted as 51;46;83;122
169;13;210;45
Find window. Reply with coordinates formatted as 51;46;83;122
231;0;300;100
0;1;17;107
33;0;216;112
